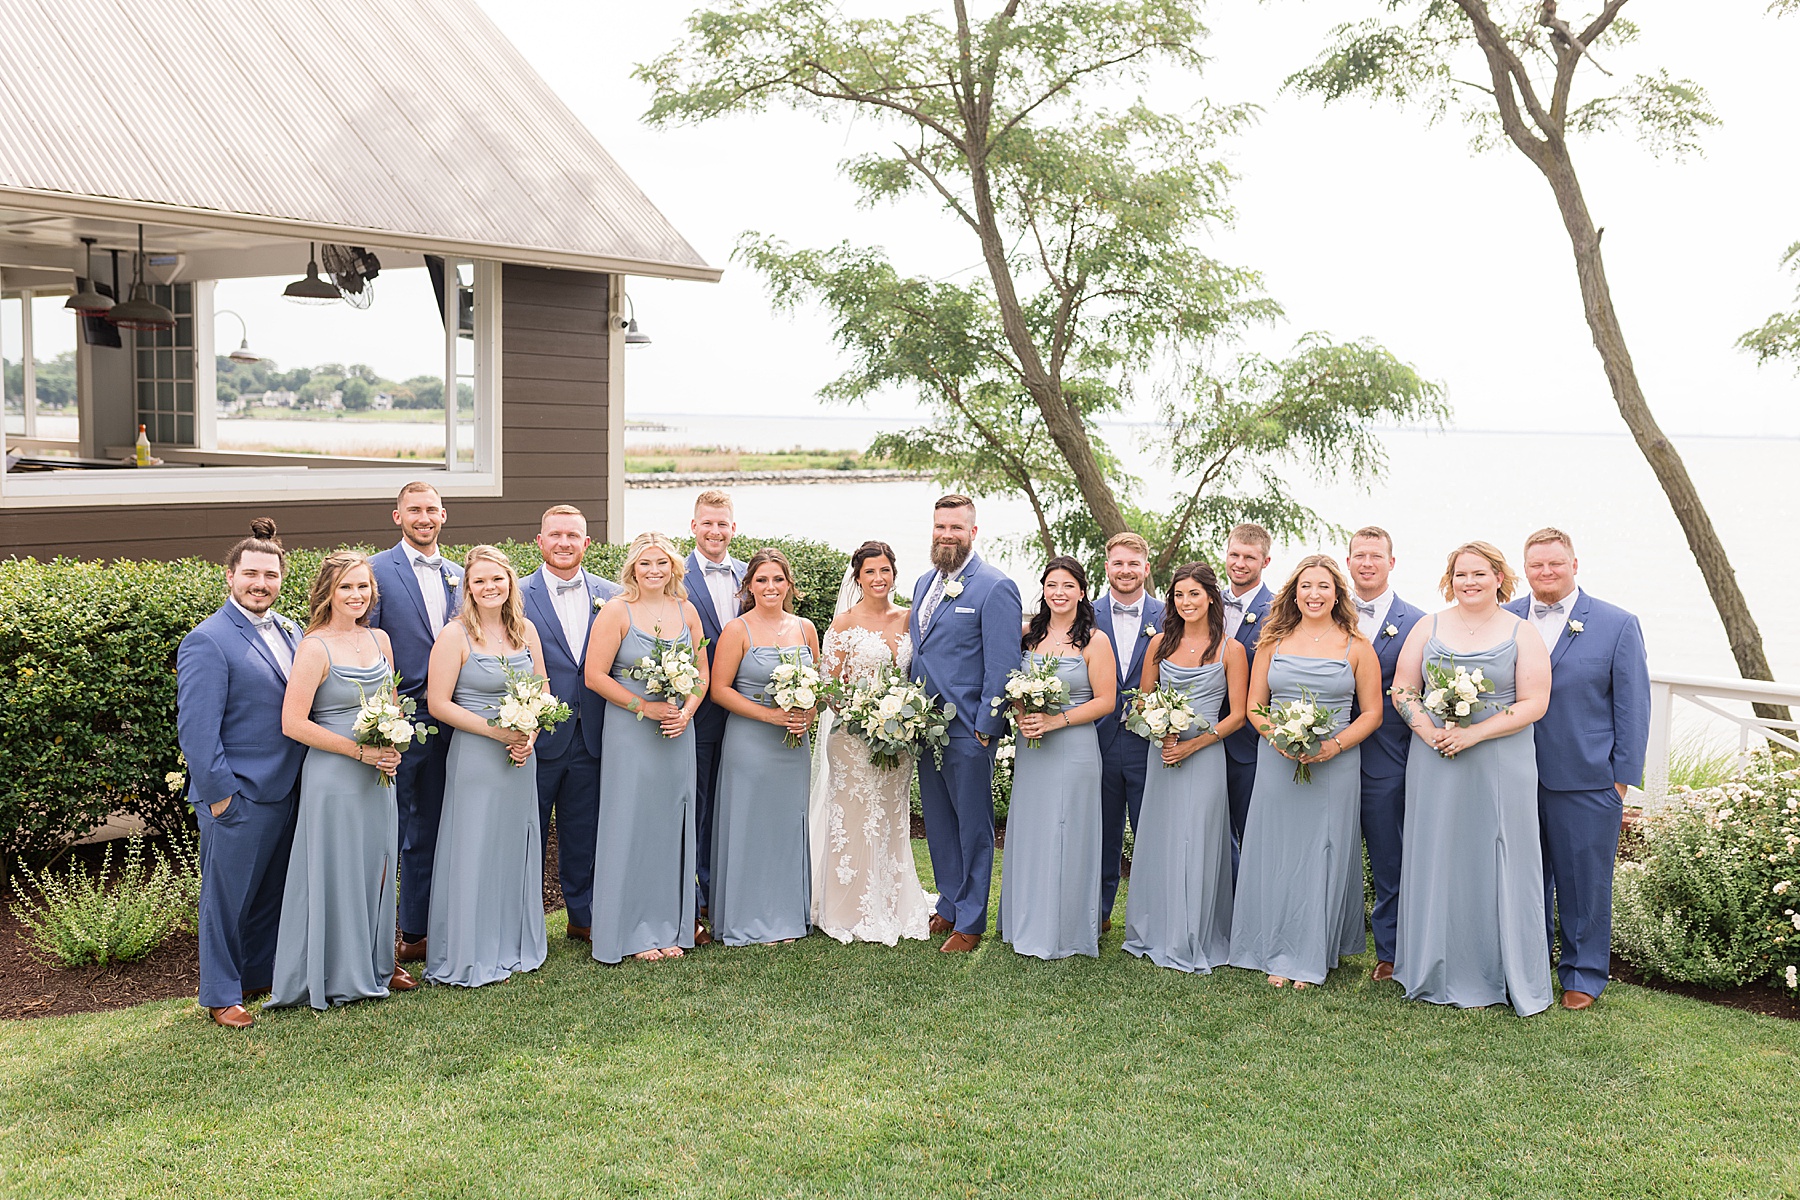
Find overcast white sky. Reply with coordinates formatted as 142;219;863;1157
10;1;1795;437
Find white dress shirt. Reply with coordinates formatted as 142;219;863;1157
1528;585;1581;652
230;597;293;676
1222;584;1260;641
405;543;448;634
540;565;590;660
1353;588;1395;642
1107;590;1145;677
696;552;738;623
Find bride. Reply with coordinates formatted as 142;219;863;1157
809;540;938;944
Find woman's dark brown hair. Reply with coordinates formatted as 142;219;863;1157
1022;555;1095;653
736;547;800;615
1153;561;1224;668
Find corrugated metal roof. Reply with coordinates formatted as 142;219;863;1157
0;0;719;280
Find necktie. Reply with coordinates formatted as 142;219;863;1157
1114;602;1140;619
1534;600;1565;619
919;574;949;632
553;577;585;595
1354;600;1376;619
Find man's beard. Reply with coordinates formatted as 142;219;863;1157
930;539;969;574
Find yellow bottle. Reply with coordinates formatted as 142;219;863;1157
134;424;150;467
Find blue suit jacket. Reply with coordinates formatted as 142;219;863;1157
1222;583;1274;765
368;543;463;702
521;565;623;761
1359;594;1426;782
1093;592;1166;755
908;553;1024;741
684;549;746;741
1505;590;1650;792
176;603;306;808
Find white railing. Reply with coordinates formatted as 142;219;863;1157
1644;672;1800;804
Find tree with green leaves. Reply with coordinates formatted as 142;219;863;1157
1738;243;1800;369
640;1;1443;573
1288;0;1784;715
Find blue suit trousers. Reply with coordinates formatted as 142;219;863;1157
194;787;298;1008
919;737;998;935
395;728;451;940
537;744;601;929
695;723;726;910
1226;753;1257;882
1361;771;1406;963
1540;784;1622;997
1099;737;1148;919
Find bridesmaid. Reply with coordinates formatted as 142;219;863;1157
1122;562;1248;974
423;545;550;987
708;548;821;947
269;551;417;1009
584;531;706;963
1390;542;1552;1016
1227;555;1383;990
997;555;1116;960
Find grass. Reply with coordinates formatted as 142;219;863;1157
1666;731;1747;791
624;444;893;474
1;844;1796;1198
234;406;472;424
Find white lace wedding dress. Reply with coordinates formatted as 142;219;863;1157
809;626;938;944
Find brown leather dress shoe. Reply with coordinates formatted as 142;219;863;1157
694;922;715;947
1371;961;1395;982
387;967;419;993
1561;990;1595;1011
928;914;955;936
566;924;592;943
940;932;981;953
395;936;427;963
208;1004;254;1029
1101;918;1113;934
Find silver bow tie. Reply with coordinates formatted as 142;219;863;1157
248;614;280;632
1222;595;1244;611
1354;600;1376;619
702;561;734;575
1114;603;1140;619
415;555;443;570
553;578;586;595
1533;601;1565;618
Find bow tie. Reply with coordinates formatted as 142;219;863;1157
247;613;281;633
1113;603;1140;619
1533;600;1566;618
1222;594;1245;611
413;554;443;570
701;561;734;576
553;577;586;595
1354;600;1376;619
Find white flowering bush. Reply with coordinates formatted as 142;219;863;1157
1613;750;1800;991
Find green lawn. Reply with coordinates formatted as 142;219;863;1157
2;845;1795;1199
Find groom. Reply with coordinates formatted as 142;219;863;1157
909;495;1023;952
1094;532;1163;930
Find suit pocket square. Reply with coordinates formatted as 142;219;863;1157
954;606;977;614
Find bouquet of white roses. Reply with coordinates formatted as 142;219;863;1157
989;657;1071;750
1252;688;1340;784
842;669;957;770
1420;658;1501;729
353;672;438;786
756;648;823;748
489;660;572;767
1124;685;1210;768
625;636;708;736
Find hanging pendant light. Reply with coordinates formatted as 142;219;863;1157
283;242;342;304
64;237;114;314
216;309;264;363
107;225;177;332
623;294;652;345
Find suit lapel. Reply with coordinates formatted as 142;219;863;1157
225;603;287;683
686;553;723;637
1550;592;1592;669
386;544;433;632
1125;598;1159;684
526;571;576;664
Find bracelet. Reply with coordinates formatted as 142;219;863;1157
1063;713;1071;728
1331;736;1342;752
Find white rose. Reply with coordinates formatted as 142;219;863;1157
1470;668;1485;685
1425;689;1446;711
794;687;816;709
1168;710;1194;732
878;696;904;719
1454;701;1471;717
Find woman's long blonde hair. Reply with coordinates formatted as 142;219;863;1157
1259;554;1363;646
618;531;688;603
456;545;529;651
1438;541;1519;603
304;550;378;634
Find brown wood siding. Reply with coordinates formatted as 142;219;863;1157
0;265;612;562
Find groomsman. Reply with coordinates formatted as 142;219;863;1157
910;495;1023;951
1093;532;1164;930
176;519;306;1028
1219;522;1274;874
369;482;463;961
1506;527;1649;1010
683;489;746;916
521;505;622;943
1345;526;1425;981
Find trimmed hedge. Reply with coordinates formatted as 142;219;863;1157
0;535;846;862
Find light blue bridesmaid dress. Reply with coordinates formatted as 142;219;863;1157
1227;650;1366;984
998;653;1102;960
1395;620;1551;1016
1122;660;1234;974
710;622;813;946
425;636;548;987
268;636;399;1009
592;613;697;963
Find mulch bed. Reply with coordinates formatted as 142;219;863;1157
1607;953;1799;1021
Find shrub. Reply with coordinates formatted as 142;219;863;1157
9;832;200;966
0;535;845;862
1613;750;1800;991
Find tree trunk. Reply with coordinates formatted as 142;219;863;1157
1536;148;1790;725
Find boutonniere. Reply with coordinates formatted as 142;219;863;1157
1242;610;1257;624
1566;619;1584;636
592;594;607;613
943;579;965;599
1141;625;1155;639
1383;623;1399;639
443;570;458;589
